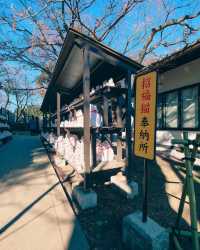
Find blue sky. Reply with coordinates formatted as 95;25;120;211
0;0;200;110
1;0;200;61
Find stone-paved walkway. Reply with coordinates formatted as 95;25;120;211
0;135;89;250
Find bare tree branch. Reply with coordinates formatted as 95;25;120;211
138;11;200;63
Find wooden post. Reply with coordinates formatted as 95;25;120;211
92;129;97;167
116;104;123;127
83;46;91;190
48;105;51;130
103;96;109;126
125;71;133;180
116;97;123;161
42;113;45;130
57;92;61;136
142;159;148;222
45;113;48;130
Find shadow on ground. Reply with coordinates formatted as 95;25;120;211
0;135;89;250
74;149;199;249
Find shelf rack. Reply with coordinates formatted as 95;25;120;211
40;28;142;189
0;108;12;143
60;86;127;114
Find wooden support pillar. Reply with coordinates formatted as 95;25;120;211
103;96;109;126
57;92;61;136
42;113;44;130
48;105;51;129
116;98;123;161
116;96;123;128
116;132;122;161
92;129;97;167
45;113;48;130
43;113;46;130
43;113;45;130
125;71;133;181
49;114;51;129
83;46;91;189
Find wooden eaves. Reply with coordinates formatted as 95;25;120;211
136;39;200;76
40;28;143;113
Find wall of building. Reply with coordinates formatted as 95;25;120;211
158;57;200;93
156;130;198;145
156;57;200;149
156;130;200;164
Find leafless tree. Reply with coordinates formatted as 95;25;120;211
123;0;200;64
0;0;200;92
0;0;143;88
0;65;34;121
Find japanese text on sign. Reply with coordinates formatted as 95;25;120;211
134;71;157;160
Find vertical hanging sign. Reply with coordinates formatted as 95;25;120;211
134;71;157;160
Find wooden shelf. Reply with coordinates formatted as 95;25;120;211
93;127;123;134
68;86;127;110
0;116;7;122
0;127;10;132
0;112;12;142
60;126;123;135
52;86;127;118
